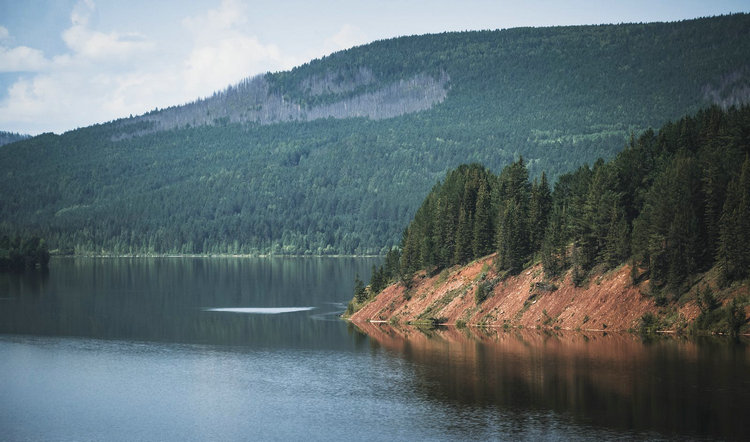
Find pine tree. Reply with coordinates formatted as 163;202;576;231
472;179;493;258
434;197;456;269
495;157;531;273
383;247;401;280
602;202;630;268
400;226;421;277
369;264;384;294
454;205;473;264
541;206;567;277
717;155;750;282
497;200;526;274
528;172;552;255
353;274;367;303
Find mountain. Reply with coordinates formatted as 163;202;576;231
1;14;749;255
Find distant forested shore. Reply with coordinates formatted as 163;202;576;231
0;235;50;272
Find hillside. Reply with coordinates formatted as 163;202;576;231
349;254;749;334
1;15;750;255
347;105;750;335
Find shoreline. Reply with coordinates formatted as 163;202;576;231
347;318;750;337
51;253;385;259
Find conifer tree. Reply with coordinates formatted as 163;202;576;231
497;200;526;274
541;205;567;277
353;274;367;303
528;172;552;255
472;179;494;257
454;206;473;264
603;203;630;268
717;155;750;282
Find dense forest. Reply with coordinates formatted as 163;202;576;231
0;235;50;272
360;106;750;318
1;15;749;255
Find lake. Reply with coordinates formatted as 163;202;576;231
1;257;748;441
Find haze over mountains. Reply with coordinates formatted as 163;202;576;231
1;14;749;255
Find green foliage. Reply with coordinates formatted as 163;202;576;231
639;312;660;336
495;158;531;274
0;131;29;147
399;164;495;273
355;247;401;306
541;206;567;277
475;279;497;305
529;173;552;255
472;179;494;258
692;286;748;336
353;274;367;303
2;16;750;255
542;105;750;294
0;235;50;272
716;155;750;283
696;284;721;313
392;104;750;330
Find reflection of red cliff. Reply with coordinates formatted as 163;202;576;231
350;254;707;332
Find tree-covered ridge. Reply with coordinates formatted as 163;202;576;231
0;131;30;147
376;106;750;302
1;15;750;256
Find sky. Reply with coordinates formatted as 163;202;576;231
0;0;747;135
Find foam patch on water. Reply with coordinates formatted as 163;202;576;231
204;307;315;314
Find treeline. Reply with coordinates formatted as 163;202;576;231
361;106;750;303
0;131;29;147
0;235;50;272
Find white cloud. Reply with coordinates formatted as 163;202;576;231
326;24;369;52
0;0;163;133
180;0;297;97
63;0;154;63
0;45;50;72
182;0;247;39
0;0;304;134
301;24;370;65
62;25;154;61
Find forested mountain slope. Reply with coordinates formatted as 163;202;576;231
1;15;749;255
0;131;29;147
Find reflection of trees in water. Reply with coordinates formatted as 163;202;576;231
355;322;750;440
0;268;49;299
0;257;381;350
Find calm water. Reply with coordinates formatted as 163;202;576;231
1;258;748;441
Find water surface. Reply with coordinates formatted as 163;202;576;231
1;258;747;440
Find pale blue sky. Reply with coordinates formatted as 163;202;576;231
1;0;747;135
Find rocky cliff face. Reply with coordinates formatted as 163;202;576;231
350;254;708;332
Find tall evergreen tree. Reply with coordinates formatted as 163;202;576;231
717;155;750;282
497;200;526;274
454;205;473;264
472;179;494;257
353;274;367;303
541;205;567;277
528;172;552;256
602;203;630;268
